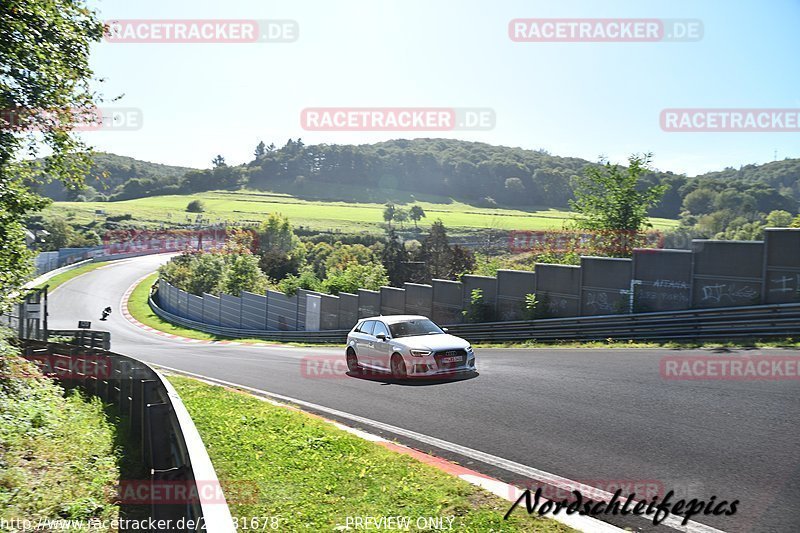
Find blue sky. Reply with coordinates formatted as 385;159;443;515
83;0;800;175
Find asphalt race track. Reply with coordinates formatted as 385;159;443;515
48;255;800;533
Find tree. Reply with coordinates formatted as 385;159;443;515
766;210;793;228
212;155;226;168
220;254;268;295
254;141;266;159
682;188;717;215
394;208;409;229
570;153;668;256
504;178;525;196
256;213;305;280
409;205;426;228
321;262;389;295
383;203;396;226
0;0;104;312
381;228;409;286
420;220;451;279
186;199;205;213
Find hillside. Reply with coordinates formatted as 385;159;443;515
30;139;800;218
45;189;680;236
31;152;196;201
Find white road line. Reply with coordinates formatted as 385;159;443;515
151;363;728;533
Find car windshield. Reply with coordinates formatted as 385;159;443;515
388;319;444;338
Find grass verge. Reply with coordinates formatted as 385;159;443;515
0;338;120;523
32;261;111;292
168;375;573;532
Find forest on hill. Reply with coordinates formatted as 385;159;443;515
27;138;799;229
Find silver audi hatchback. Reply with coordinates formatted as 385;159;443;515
345;315;476;378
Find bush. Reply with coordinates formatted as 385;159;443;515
523;293;538;320
321;262;389;295
462;288;492;323
186;199;205;213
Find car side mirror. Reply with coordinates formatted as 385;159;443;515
376;333;387;341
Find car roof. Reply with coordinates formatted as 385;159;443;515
360;315;430;324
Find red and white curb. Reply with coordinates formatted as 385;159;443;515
121;274;282;347
155;364;624;533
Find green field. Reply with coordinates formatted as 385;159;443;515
47;189;679;233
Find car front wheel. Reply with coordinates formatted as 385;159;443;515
391;353;407;379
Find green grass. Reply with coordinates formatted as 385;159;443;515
0;343;120;523
168;375;573;532
128;273;225;342
47;189;679;234
32;261;111;292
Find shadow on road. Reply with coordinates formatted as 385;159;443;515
346;370;479;386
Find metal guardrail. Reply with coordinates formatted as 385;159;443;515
19;340;235;532
445;303;800;342
48;329;111;350
150;293;800;344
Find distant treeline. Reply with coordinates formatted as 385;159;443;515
28;138;799;219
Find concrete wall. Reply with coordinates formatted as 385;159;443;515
202;293;221;326
461;275;497;317
432;279;463;324
267;290;298;331
632;249;692;312
580;257;632;316
763;229;800;304
496;270;536;321
380;287;406;315
153;230;800;331
219;293;241;328
318;293;340;330
534;264;581;318
338;293;359;330
241;291;268;330
358;289;380;318
404;283;433;317
691;240;764;308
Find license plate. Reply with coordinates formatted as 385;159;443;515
441;356;463;363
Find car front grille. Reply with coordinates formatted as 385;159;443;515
434;349;468;370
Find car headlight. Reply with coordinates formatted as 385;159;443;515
410;350;432;357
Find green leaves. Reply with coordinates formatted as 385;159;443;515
1;0;105;310
570;153;668;256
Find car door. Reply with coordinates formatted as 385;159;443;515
370;320;393;370
355;320;377;367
